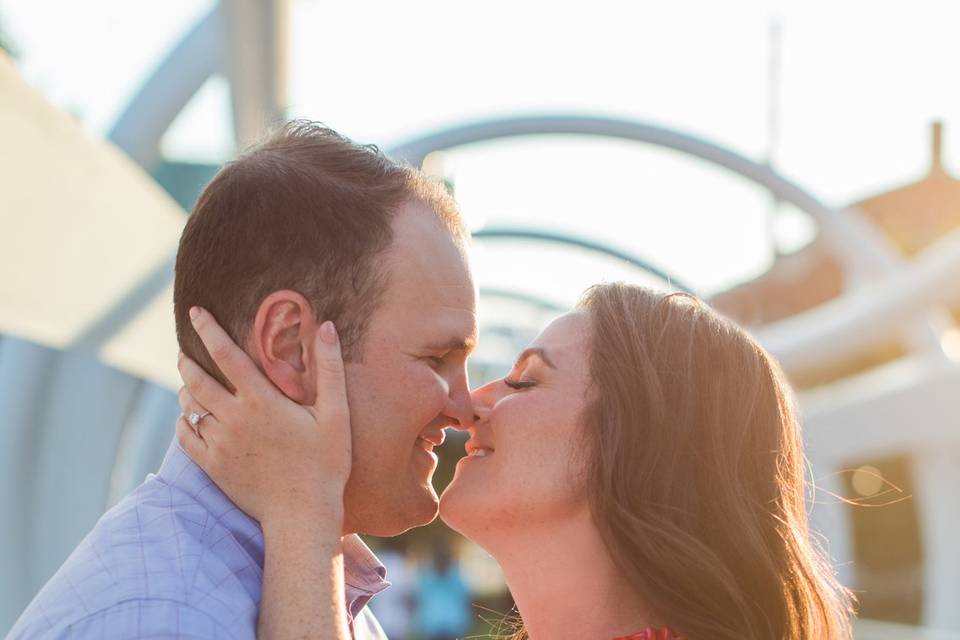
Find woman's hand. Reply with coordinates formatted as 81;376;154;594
175;306;352;526
176;307;355;640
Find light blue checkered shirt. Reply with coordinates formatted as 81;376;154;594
9;440;389;639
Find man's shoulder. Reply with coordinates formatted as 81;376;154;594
9;598;242;640
9;476;261;639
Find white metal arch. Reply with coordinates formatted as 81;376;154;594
388;114;908;283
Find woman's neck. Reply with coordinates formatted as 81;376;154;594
482;511;655;640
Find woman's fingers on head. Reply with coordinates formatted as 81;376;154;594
176;386;218;434
177;385;196;414
187;307;274;398
176;416;207;460
312;321;349;416
178;352;236;416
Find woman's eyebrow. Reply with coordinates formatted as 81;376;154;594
514;347;557;370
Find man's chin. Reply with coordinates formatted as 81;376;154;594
363;486;439;537
408;485;441;527
402;499;440;534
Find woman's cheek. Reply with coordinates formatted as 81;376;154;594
509;396;581;468
502;394;550;433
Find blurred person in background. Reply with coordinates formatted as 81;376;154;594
179;281;855;639
413;539;471;640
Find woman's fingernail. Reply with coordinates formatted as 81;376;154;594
189;307;201;322
320;321;338;345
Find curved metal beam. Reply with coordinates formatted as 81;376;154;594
388;114;904;283
108;5;224;168
87;6;224;358
473;227;694;294
390;114;948;363
479;287;568;313
222;0;289;149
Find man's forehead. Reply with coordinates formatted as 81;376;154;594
376;274;477;342
377;200;478;341
435;281;478;304
386;253;476;308
386;202;473;285
434;299;479;343
388;252;473;289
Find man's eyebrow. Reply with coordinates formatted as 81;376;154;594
514;347;557;370
426;336;477;355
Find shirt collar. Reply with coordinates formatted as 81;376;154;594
343;534;391;613
154;439;390;619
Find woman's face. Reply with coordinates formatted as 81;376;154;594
439;311;594;539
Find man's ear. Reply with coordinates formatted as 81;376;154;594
251;290;318;404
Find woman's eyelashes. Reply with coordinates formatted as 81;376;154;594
504;377;537;390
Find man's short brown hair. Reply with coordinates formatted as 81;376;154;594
173;120;465;388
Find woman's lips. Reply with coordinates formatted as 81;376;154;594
464;440;495;458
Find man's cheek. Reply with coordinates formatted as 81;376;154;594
398;362;440;394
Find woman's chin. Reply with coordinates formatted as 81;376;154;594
438;476;481;535
438;480;462;527
439;464;517;542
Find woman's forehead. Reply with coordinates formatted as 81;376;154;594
529;311;592;361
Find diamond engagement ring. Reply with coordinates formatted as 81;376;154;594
187;411;211;430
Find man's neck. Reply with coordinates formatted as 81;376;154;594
482;512;656;640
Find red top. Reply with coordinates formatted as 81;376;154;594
613;627;682;640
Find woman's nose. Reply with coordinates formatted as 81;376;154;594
469;378;501;415
470;381;497;413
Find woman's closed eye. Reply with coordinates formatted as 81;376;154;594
504;377;537;390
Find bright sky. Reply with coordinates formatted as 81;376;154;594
3;0;959;302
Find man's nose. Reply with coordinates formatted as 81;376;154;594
444;397;474;432
444;368;475;431
472;405;492;422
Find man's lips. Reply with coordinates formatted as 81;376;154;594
417;430;446;448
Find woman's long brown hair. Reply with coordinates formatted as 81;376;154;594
578;283;852;640
547;283;853;639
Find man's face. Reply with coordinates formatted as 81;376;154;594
341;199;477;536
